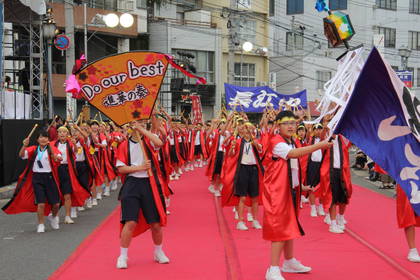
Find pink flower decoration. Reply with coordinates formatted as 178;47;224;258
89;75;99;84
145;54;156;63
141;105;151;115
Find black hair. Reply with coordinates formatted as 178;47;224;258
297;123;306;131
37;129;49;138
90;120;99;126
275;110;297;122
267;120;274;125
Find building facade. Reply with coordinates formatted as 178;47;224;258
269;0;420;101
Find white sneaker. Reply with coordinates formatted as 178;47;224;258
408;249;420;262
252;220;262;229
86;198;93;208
199;162;203;168
154;250;170;264
310;206;318;217
234;212;239;220
48;215;60;230
179;169;183;175
329;223;344;234
96;193;102;200
116;256;128;269
64;216;74;224
324;214;331;225
111;181;118;191
236;221;248;231
166;210;171;215
104;187;110;197
247;213;254;222
190;165;195;171
214;190;221;197
317;205;326;216
70;207;78;218
92;198;98;206
338;214;347;225
301;195;309;203
77;206;85;212
37;224;45;233
174;174;180;180
208;185;216;194
281;258;312;273
265;267;285;280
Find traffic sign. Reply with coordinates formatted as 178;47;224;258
54;34;70;51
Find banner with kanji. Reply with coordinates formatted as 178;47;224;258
190;95;203;124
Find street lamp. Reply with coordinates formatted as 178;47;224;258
43;11;57;119
242;41;253;52
398;45;411;71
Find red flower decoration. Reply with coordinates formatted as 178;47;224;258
87;66;98;75
133;100;143;108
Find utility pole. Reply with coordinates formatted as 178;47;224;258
65;0;76;120
291;16;295;56
227;0;237;85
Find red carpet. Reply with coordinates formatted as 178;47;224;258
49;168;226;280
50;167;420;280
223;185;420;280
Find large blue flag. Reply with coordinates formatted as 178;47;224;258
334;47;420;215
224;83;307;113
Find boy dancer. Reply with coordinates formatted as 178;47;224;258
115;121;169;269
263;111;332;280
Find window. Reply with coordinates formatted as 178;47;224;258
286;32;304;50
330;0;347;10
173;49;215;84
234;63;256;87
316;71;332;89
136;0;147;9
237;0;251;9
269;0;275;16
409;31;420;50
417;68;420;87
376;0;397;10
287;0;304;14
239;20;256;44
410;0;420;13
378;27;396;48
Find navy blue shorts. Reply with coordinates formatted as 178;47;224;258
32;172;60;205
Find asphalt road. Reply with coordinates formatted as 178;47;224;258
0;190;120;280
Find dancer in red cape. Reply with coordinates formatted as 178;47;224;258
115;120;168;269
319;134;352;234
2;130;62;233
263;111;332;280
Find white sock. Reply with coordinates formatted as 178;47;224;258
154;244;163;252
120;247;128;258
269;266;280;273
311;205;316;211
409;248;418;254
284;257;295;264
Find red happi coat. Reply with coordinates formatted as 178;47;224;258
51;140;91;206
319;135;352;209
97;133;117;182
205;130;222;180
260;129;275;167
188;129;208;161
204;130;212;160
221;137;264;207
2;145;62;215
116;139;167;237
396;185;420;228
168;130;185;166
262;135;304;242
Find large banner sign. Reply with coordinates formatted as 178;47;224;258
224;83;307;113
334;48;420;215
75;52;169;126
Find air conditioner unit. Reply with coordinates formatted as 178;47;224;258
256;81;267;86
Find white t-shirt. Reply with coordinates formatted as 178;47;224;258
22;147;52;173
273;142;299;188
168;131;175;145
218;135;225;152
310;137;322;162
57;142;68;164
241;141;257;165
194;130;201;145
75;142;86;162
116;139;148;178
332;137;341;169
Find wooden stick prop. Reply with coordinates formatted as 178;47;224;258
27;124;39;139
93;113;98;121
99;112;103;123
